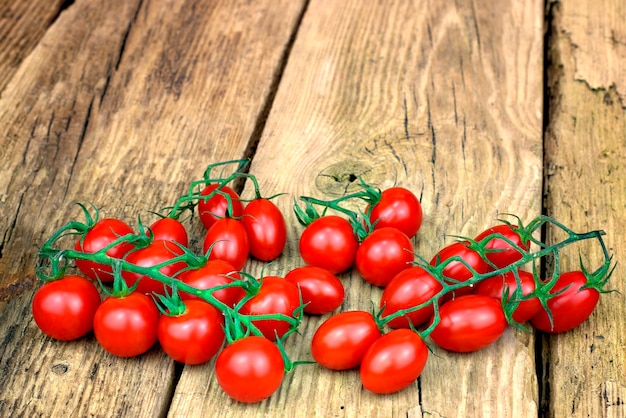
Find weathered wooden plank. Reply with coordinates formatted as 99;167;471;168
169;0;544;416
543;1;626;417
0;0;67;93
0;0;306;416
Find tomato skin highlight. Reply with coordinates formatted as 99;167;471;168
475;270;541;323
284;266;344;315
75;218;136;282
215;336;284;403
147;217;189;247
430;294;507;353
241;198;287;261
530;271;600;333
367;187;423;238
474;224;530;269
311;311;382;370
239;276;300;341
299;215;359;274
177;259;245;307
31;275;101;341
197;184;244;230
157;300;225;365
93;292;159;357
203;218;249;271
360;329;428;394
380;266;442;328
355;227;414;287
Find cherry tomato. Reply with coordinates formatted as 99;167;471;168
380;266;443;328
239;276;300;340
474;224;530;269
157;300;225;365
197;184;244;230
203;217;249;270
430;241;491;298
122;240;188;296
299;215;358;274
429;294;507;353
284;266;344;315
177;259;245;307
74;218;136;282
215;336;284;403
355;227;414;287
367;187;423;238
311;311;382;370
360;329;428;394
31;275;101;341
530;271;600;333
241;198;287;261
147;217;188;247
93;292;159;357
475;270;541;323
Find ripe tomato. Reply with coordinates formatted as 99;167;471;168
203;217;249;270
355;227;414;287
177;259;245;307
474;224;530;269
197;184;244;230
157;300;225;365
380;266;443;328
239;276;300;340
311;311;382;370
93;292;159;357
215;336;284;403
122;240;188;296
147;217;188;247
360;329;428;394
475;270;541;323
241;198;287;261
299;215;358;274
74;218;136;282
430;241;491;298
429;294;507;353
367;187;423;238
31;275;101;341
530;271;600;333
284;266;344;315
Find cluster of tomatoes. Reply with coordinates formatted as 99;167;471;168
32;160;612;403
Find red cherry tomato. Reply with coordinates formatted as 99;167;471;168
31;275;101;341
430;241;491;299
380;266;443;328
429;294;507;353
367;187;423;238
215;336;284;403
284;266;344;315
93;292;159;357
355;227;414;287
203;218;249;270
147;217;188;247
475;270;541;323
239;276;300;340
157;300;225;365
177;259;245;307
241;198;287;261
311;311;382;370
74;218;136;282
360;329;428;394
122;240;187;296
299;215;358;274
197;184;244;230
474;224;530;269
530;271;600;333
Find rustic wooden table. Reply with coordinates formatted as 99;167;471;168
1;1;624;417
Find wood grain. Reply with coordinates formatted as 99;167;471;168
543;1;626;417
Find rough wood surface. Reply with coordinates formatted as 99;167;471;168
0;0;624;417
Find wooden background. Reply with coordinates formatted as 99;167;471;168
0;0;624;417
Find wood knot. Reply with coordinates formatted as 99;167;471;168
314;160;394;197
